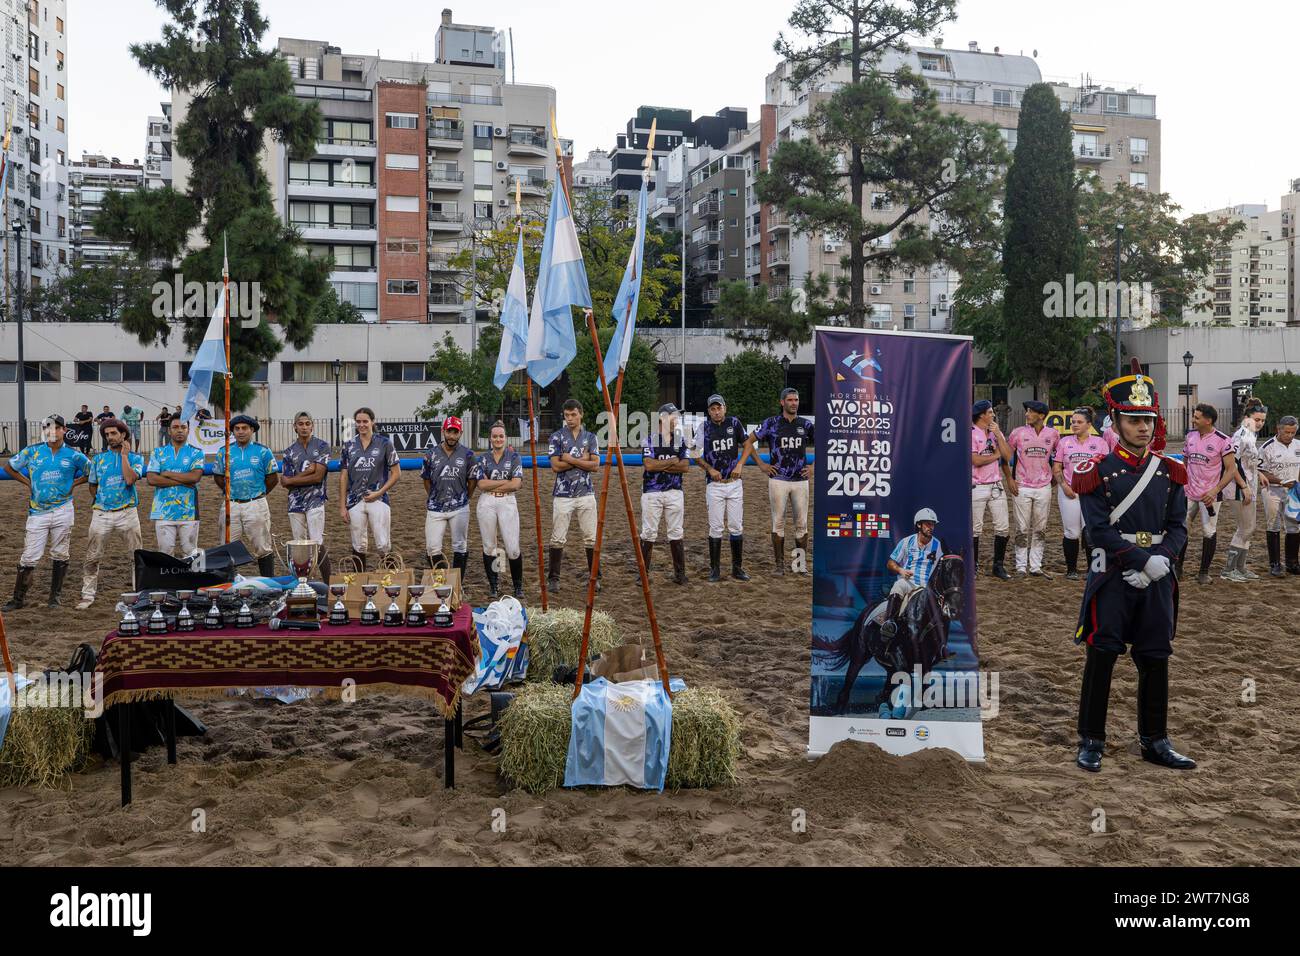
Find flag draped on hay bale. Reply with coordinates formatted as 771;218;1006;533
0;696;93;789
498;681;742;794
524;608;621;682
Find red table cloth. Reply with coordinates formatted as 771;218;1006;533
95;605;479;719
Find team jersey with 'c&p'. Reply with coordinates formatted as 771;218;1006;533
642;434;687;493
752;415;813;481
549;428;599;498
695;416;748;483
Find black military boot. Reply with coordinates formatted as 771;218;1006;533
508;556;525;599
257;553;276;578
547;548;563;594
1063;537;1080;580
1267;532;1284;577
1287;533;1300;575
991;535;1012;581
48;560;70;608
1197;533;1217;585
730;536;751;582
2;566;34;612
972;537;980;575
482;553;500;599
669;540;689;585
708;538;723;583
584;548;601;594
640;539;654;573
1136;655;1196;770
771;533;786;576
1076;646;1118;772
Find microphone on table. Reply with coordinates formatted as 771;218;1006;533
268;617;323;632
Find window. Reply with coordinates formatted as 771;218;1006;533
1104;94;1119;112
387;279;420;295
385;238;420;254
386;195;419;213
385;153;419;170
28;66;38;95
0;361;60;382
289;202;374;229
903;279;915;294
282;361;368;383
1129;136;1148;159
385;112;419;129
332;281;379;310
76;362;165;383
56;16;63;34
382;362;431;383
307;244;375;270
1129;172;1148;189
324;119;372;144
56;116;63;132
999;128;1018;151
56;83;63;100
871;192;892;211
289;160;374;187
182;362;266;383
993;89;1013;107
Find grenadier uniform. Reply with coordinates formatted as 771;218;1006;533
1072;364;1196;773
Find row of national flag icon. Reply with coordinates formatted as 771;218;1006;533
826;513;892;539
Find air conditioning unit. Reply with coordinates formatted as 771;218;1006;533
870;285;883;295
824;241;841;252
495;161;508;171
938;293;948;303
497;198;509;207
493;127;506;137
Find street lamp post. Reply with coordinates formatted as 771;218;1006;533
781;355;792;390
331;358;342;450
1183;351;1194;435
1115;223;1125;378
13;223;25;450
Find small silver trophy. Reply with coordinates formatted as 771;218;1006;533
405;585;427;627
382;584;404;627
118;592;141;638
359;584;381;626
431;583;454;628
176;590;196;632
235;587;256;629
147;591;169;635
203;587;225;630
328;583;350;626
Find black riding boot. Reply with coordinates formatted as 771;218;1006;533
772;534;786;576
795;535;809;574
1136;656;1197;770
640;539;654;573
880;592;905;639
972;537;980;575
47;560;70;608
1267;532;1284;577
991;535;1011;580
547;548;563;594
708;538;723;583
482;553;500;598
2;566;34;612
585;548;601;593
1197;533;1218;583
452;550;469;587
257;553;276;578
1076;646;1118;772
1287;533;1300;574
509;556;525;599
730;536;750;582
1063;537;1080;579
669;540;689;585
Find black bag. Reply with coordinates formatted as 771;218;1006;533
133;541;255;591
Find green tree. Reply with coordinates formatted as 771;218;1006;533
566;326;659;434
758;0;1006;328
309;285;364;325
97;0;329;411
715;350;785;428
1001;82;1085;401
715;275;845;354
1252;371;1300;432
27;257;158;323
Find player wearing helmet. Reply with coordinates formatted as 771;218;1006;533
880;508;942;639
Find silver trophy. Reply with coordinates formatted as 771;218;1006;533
359;584;381;626
328;583;350;626
382;584;404;627
118;592;141;638
147;591;169;635
176;590;196;632
235;587;256;628
203;587;225;629
282;539;322;628
431;583;454;628
405;585;426;627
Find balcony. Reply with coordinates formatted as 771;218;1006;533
696;260;723;275
427;164;464;190
427;211;465;231
702;288;721;304
428;91;502;107
315;138;377;159
428;289;464;314
691;229;721;246
517;174;547;198
427;125;465;150
695;200;721;219
429;255;460;272
292;221;378;244
507;129;548;157
1073;143;1112;162
768;284;789;300
767;212;790;233
768;250;790;268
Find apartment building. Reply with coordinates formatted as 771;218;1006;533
571;148;613;195
69;154;144;266
1182;199;1293;328
608;105;747;210
172;10;557;325
144;103;173;190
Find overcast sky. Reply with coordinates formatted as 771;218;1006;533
69;0;1298;216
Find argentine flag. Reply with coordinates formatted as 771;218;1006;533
1286;483;1300;525
603;175;649;384
526;179;591;388
564;677;685;791
494;231;530;390
181;285;228;424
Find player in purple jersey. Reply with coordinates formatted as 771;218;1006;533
745;387;814;576
693;394;754;582
641;404;691;584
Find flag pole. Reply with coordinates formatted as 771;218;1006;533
222;234;231;543
516;180;548;611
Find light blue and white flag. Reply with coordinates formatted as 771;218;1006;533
494;231;531;390
526;180;591;388
1286;483;1300;525
181;271;228;425
564;677;685;791
604;176;649;384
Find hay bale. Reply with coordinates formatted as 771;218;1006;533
497;682;742;794
524;607;621;682
0;694;93;790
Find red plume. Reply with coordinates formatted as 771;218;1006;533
1130;357;1143;376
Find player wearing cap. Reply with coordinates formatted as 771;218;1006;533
1223;398;1267;581
2;415;91;610
75;419;145;610
1008;400;1060;578
339;407;400;570
880;509;943;642
1177;404;1240;585
421;415;477;583
212;414;281;578
1258;414;1300;576
280;412;333;584
473;421;525;599
641;403;691;585
1052;407;1109;580
147;416;205;557
693;393;753;582
746;387;814;576
970;400;1014;580
1072;362;1195;773
547;399;601;594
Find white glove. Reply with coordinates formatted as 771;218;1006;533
1123;569;1152;590
1143;555;1171;582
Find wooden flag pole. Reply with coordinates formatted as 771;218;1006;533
527;377;547;611
222;236;232;544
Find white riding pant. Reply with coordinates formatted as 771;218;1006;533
705;480;744;538
81;508;142;601
347;500;392;555
477;494;521;560
641;489;685;542
971;481;1010;537
1012;484;1052;572
155;520;200;557
769;479;809;537
425;507;470;556
20;503;76;567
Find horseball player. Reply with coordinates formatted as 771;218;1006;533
280;412;333;583
146;416;205;557
421;415;476;582
473;421;526;599
77;418;145;610
693;393;753;582
212;414;281;578
640;403;691;585
747;387;814;576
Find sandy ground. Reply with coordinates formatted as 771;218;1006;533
0;462;1297;866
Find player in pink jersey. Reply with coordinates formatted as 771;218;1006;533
1052;407;1110;580
1178;404;1241;584
1007;400;1060;577
971;400;1014;580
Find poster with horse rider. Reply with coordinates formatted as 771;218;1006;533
809;327;985;760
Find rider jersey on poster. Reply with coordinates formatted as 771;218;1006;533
890;533;942;588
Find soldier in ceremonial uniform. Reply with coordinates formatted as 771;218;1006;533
1071;363;1196;773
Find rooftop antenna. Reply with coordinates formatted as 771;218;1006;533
509;28;516;84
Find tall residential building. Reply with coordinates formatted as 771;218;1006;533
608;105;747;209
172;9;557;325
69;154;144;266
1182;202;1292;328
571;148;612;195
2;0;69;302
144;103;173;190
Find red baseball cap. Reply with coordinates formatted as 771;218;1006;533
443;416;464;433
